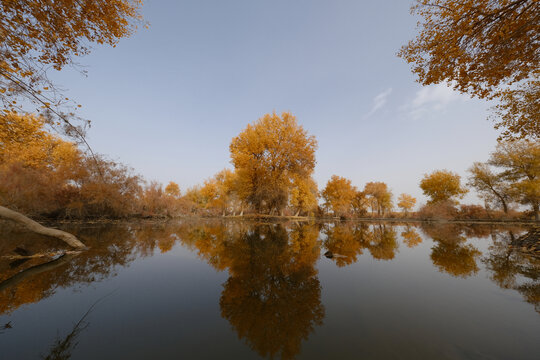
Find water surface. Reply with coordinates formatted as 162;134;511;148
0;220;539;359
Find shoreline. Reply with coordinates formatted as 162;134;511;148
2;215;535;227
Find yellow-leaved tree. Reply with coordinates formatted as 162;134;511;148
488;141;539;220
420;170;468;204
399;0;539;140
321;175;357;217
397;193;416;215
364;182;393;216
164;182;181;198
290;177;318;217
230;112;317;214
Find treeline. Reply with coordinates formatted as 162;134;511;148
1;111;538;220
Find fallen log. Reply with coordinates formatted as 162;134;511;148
0;205;86;249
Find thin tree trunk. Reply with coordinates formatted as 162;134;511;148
0;206;86;249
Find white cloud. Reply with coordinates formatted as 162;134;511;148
405;81;469;119
364;88;392;119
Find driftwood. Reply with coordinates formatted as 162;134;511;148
0;205;86;249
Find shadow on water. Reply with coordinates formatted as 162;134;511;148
0;220;539;358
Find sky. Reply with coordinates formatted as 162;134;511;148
51;0;502;207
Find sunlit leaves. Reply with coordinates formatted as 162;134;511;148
420;170;467;204
399;0;540;140
230;112;317;214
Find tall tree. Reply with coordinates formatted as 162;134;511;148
290;176;318;216
399;0;539;140
230;112;317;214
420;170;468;204
321;175;357;217
468;162;512;213
364;182;393;216
488;141;539;220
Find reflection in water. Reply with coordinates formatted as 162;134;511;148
0;220;539;358
421;224;482;278
401;227;422;248
322;223;399;266
180;223;324;360
483;229;540;314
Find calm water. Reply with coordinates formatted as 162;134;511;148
0;220;539;360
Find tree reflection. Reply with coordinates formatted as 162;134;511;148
483;229;540;314
182;222;325;360
401;227;422;248
421;224;482;278
322;223;399;266
0;222;184;315
322;223;365;266
367;224;399;260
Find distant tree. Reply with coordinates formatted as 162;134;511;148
420;170;467;204
199;169;238;215
230;112;317;214
399;0;539;140
364;182;393;216
164;182;181;198
321;176;357;217
488;141;539;220
397;193;416;215
290;177;318;216
468;162;512;213
351;191;369;217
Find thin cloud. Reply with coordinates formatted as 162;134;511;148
405;81;468;119
364;88;393;119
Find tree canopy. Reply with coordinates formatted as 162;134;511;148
399;0;539;140
230;112;317;213
0;0;144;137
420;169;468;204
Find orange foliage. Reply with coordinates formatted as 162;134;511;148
399;0;539;139
230;112;317;214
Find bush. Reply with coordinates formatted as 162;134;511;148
417;201;458;220
457;204;489;220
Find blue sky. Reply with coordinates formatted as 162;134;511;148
52;0;501;206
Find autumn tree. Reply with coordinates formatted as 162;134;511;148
397;193;416;215
468;162;512;213
488;141;539;220
200;169;239;215
164;182;181;197
230;112;317;214
364;182;393;216
351;191;369;216
321;175;357;217
0;0;144;138
289;176;318;216
399;0;539;140
420;170;467;204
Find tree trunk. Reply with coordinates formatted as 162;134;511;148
295;210;300;217
533;203;539;221
0;205;86;249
